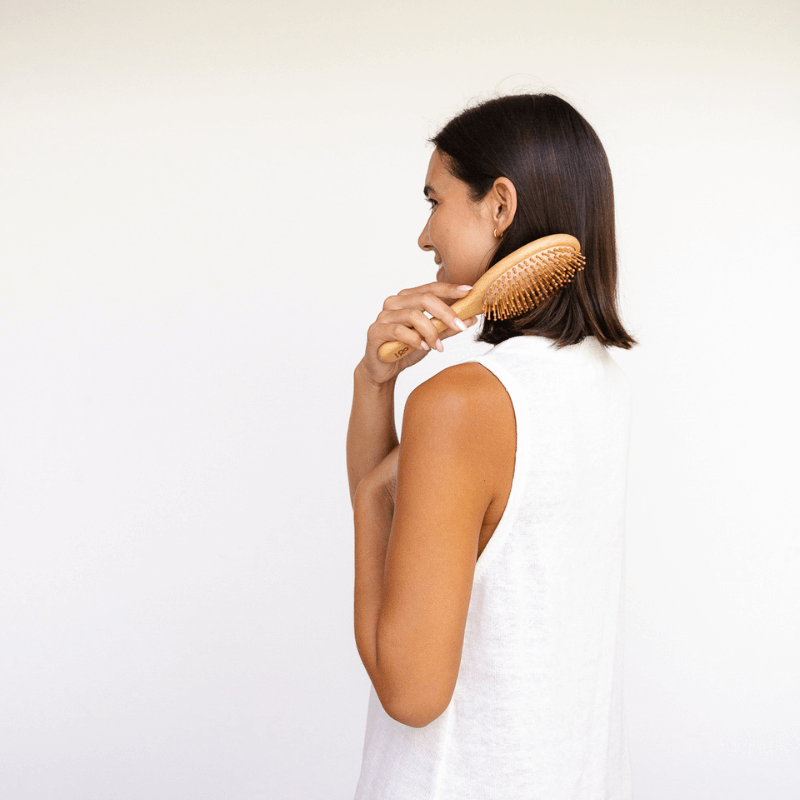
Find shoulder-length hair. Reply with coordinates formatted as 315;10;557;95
432;93;636;349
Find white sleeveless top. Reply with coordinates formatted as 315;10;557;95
354;334;633;800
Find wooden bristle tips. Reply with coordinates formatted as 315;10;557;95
482;246;586;320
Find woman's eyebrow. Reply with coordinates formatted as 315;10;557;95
423;185;435;198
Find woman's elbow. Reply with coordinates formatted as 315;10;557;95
378;686;450;728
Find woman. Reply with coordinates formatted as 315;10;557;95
347;93;637;799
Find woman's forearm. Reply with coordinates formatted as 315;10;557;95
353;477;393;696
346;361;399;505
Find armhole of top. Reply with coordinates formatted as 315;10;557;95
468;355;531;584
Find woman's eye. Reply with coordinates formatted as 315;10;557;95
426;199;438;209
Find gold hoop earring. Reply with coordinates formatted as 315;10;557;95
494;229;501;239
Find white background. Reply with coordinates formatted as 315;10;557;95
1;1;798;798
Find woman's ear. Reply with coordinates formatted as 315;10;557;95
486;177;517;237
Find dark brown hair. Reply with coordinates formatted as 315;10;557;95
432;93;636;349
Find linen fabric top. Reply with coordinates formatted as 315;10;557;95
353;334;633;800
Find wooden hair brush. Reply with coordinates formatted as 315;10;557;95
377;233;585;363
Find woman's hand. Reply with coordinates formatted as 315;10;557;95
358;282;479;386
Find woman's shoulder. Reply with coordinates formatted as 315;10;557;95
402;363;516;545
408;362;509;414
403;363;514;452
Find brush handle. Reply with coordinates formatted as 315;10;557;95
376;292;484;363
376;233;579;364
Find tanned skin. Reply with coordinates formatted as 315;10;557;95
348;149;518;728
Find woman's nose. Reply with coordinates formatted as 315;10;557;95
418;223;432;252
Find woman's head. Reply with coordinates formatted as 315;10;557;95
417;148;518;289
425;93;636;349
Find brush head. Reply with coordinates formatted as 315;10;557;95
482;242;585;320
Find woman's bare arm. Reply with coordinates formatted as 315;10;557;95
354;362;516;727
346;364;400;504
346;281;476;505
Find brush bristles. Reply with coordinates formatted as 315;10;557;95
482;246;586;320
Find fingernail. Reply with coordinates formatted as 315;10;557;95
458;285;472;292
420;341;430;351
454;318;467;332
435;339;443;352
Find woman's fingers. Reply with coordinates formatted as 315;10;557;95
383;284;473;335
395;281;473;299
373;309;479;354
372;309;441;352
370;316;432;353
360;284;478;385
440;316;479;341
